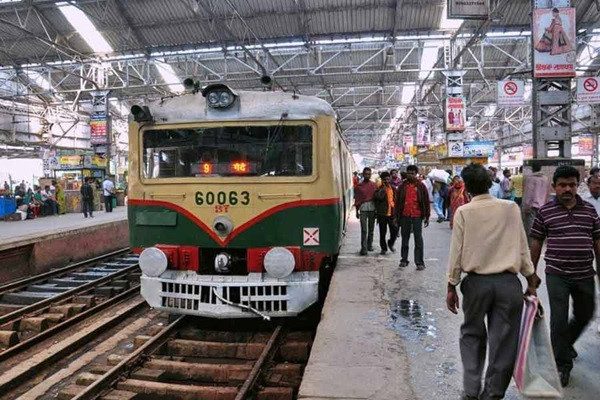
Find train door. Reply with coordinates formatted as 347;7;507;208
338;140;348;232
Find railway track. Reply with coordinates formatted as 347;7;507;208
61;317;314;400
0;251;140;363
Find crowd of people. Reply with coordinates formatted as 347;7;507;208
354;162;600;399
1;176;118;220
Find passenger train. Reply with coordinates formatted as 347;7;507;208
128;82;354;319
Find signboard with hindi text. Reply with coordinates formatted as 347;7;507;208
463;141;495;157
576;77;600;104
533;8;576;78
578;133;594;156
444;96;466;132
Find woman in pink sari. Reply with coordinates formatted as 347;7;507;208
535;8;574;55
449;176;469;229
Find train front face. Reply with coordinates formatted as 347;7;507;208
128;85;342;319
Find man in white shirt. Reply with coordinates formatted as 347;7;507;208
447;163;540;400
102;177;115;213
583;173;600;216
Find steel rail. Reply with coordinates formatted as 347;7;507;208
0;298;147;396
0;263;139;327
0;248;130;295
71;315;187;400
235;325;283;400
0;284;140;363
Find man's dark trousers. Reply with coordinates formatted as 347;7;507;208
82;199;94;217
359;210;375;252
399;217;423;265
460;273;523;400
104;195;113;212
377;215;397;252
546;274;595;373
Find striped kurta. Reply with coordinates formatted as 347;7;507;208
530;196;600;280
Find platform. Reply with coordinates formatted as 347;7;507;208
0;207;129;282
299;214;600;400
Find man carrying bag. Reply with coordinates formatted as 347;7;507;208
446;163;540;400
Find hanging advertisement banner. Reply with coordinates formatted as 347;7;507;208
448;0;489;20
90;114;108;144
576;77;600;104
533;7;576;78
403;134;414;153
523;144;534;159
578;133;594;156
448;140;464;157
463;141;495;157
444;96;466;131
497;80;526;107
416;121;432;145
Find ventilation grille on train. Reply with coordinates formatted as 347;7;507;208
160;282;288;312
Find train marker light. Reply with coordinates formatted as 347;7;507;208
201;83;237;109
264;247;295;279
231;161;249;174
139;247;168;277
201;162;213;174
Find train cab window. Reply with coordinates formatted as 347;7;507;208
142;125;313;178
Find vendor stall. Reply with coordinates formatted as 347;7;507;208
49;155;107;213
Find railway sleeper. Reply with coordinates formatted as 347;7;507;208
262;363;304;387
165;338;266;360
57;385;136;400
177;328;272;343
71;295;96;308
141;359;252;383
0;303;22;314
0;330;18;347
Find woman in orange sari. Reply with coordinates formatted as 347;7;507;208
535;8;574;55
449;176;469;229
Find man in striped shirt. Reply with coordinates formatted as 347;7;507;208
530;165;600;387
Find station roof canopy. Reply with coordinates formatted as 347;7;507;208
0;0;598;158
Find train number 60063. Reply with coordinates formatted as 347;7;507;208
195;191;250;206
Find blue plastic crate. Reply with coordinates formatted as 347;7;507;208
0;197;17;218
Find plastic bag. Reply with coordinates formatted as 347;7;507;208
427;169;450;184
513;296;562;398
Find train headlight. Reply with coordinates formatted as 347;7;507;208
263;247;295;279
215;252;232;274
207;91;220;106
139;247;168;277
201;84;237;109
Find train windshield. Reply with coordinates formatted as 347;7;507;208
142;124;313;178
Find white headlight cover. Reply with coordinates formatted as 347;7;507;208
139;247;168;277
207;91;220;105
263;247;295;279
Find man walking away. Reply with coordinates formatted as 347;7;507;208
354;167;377;255
529;166;599;387
374;171;398;255
501;169;512;199
447;163;540;400
522;161;550;237
511;166;524;206
81;178;94;218
433;181;446;223
488;170;502;199
395;165;430;270
583;173;600;217
390;169;402;191
102;176;115;213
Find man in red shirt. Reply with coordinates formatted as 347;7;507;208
354;167;378;255
395;165;431;270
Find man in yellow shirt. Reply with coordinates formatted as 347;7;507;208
510;166;524;206
447;163;540;400
374;171;398;255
